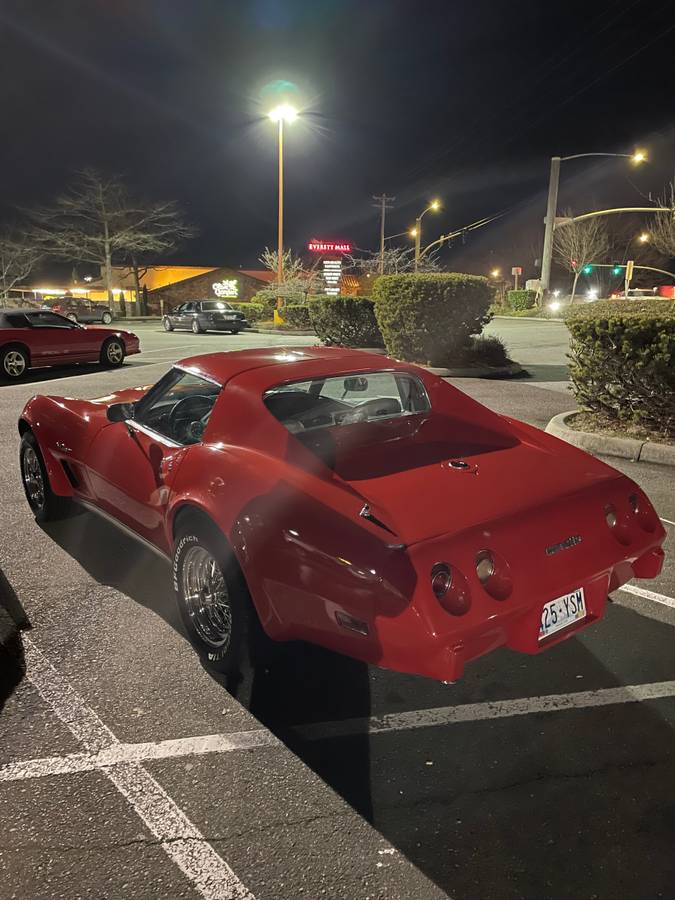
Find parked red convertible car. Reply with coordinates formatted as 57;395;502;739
18;347;665;681
0;309;139;380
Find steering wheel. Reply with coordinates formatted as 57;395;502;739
168;394;213;442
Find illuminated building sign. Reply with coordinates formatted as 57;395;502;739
308;240;352;253
212;279;239;298
322;258;342;295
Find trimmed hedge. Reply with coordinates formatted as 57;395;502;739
248;291;277;315
308;295;384;347
282;304;313;329
567;299;675;437
507;289;536;311
372;273;493;365
228;302;265;324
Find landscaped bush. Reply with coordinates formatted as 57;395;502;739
248;291;277;315
228;302;265;324
281;304;313;329
455;335;514;368
308;295;384;347
506;289;537;311
372;273;493;366
567;299;675;437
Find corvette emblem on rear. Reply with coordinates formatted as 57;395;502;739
546;534;582;556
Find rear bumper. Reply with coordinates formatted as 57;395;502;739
369;485;666;682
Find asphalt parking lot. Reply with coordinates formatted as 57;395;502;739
1;320;674;900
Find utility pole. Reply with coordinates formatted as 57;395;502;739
372;194;395;275
540;156;561;297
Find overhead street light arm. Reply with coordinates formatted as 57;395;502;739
555;207;670;227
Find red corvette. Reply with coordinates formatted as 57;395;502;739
0;308;139;380
18;347;665;681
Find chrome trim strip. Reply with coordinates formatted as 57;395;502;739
126;420;183;448
75;498;171;562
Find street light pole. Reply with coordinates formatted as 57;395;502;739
276;117;284;296
268;103;298;313
413;200;440;272
540;156;560;296
539;150;647;297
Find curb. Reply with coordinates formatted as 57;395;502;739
254;327;317;336
425;361;527;378
491;315;565;323
545;411;675;466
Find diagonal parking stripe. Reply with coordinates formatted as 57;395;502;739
619;583;675;611
293;680;675;741
18;638;255;900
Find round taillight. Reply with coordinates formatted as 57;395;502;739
431;563;471;615
431;563;452;598
605;505;618;529
476;552;495;584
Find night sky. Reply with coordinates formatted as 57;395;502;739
2;0;675;282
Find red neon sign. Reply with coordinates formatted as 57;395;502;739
308;239;352;253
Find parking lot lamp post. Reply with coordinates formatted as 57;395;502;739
413;200;441;272
268;103;298;310
540;149;647;297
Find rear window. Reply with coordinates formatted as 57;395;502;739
202;301;233;311
264;371;430;434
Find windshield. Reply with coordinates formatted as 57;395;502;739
264;371;430;434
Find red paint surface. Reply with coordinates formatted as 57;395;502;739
0;321;139;370
19;347;666;681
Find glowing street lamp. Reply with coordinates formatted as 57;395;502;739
268;103;299;309
490;268;501;279
414;200;441;271
540;147;649;295
638;232;650;244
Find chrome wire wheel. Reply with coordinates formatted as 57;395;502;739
106;340;123;364
22;445;45;510
3;350;26;378
181;546;232;650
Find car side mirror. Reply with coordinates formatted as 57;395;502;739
107;402;135;423
343;376;369;393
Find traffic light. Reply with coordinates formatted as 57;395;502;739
582;265;593;275
612;265;623;276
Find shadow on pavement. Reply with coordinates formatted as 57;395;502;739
38;509;675;900
0;567;30;713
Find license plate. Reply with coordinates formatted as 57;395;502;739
539;588;586;641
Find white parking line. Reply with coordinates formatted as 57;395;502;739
140;344;202;355
660;517;674;527
0;729;280;783
293;680;675;741
21;638;255;900
618;584;675;611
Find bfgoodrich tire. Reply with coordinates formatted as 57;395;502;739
20;432;70;522
172;522;258;675
100;337;125;368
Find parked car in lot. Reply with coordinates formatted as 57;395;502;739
41;296;114;324
163;300;248;334
17;347;665;681
0;309;139;380
609;288;657;301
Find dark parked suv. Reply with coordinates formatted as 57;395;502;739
162;300;248;334
42;296;113;325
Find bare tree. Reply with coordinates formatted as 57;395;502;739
345;246;441;276
31;170;193;313
0;230;42;301
553;211;611;303
258;247;322;303
648;181;675;259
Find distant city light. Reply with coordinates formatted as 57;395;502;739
638;232;650;243
587;289;599;300
553;289;561;298
490;268;501;278
548;301;561;312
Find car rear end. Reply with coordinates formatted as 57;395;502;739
200;302;247;331
370;471;664;682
